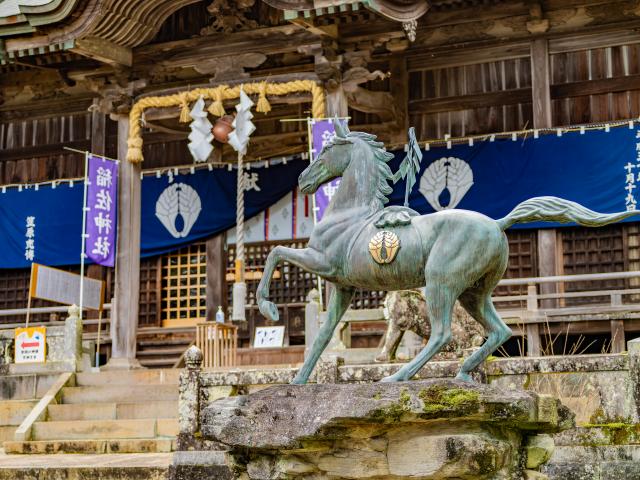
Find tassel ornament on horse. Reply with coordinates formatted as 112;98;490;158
256;122;640;384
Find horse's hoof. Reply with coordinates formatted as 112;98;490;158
380;373;404;383
455;372;475;383
290;375;307;385
258;300;280;322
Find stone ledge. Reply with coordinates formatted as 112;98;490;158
195;379;573;479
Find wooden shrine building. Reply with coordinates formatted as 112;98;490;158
2;0;640;368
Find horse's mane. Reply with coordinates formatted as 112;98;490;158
333;131;395;208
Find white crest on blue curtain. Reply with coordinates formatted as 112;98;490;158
419;157;473;211
155;183;202;238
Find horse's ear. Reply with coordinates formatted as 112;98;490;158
334;118;349;138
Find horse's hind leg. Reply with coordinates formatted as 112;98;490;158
381;282;458;382
456;290;512;382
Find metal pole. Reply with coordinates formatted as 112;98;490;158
307;117;323;308
25;264;33;327
79;152;89;321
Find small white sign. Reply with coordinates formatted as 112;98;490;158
15;327;46;363
253;326;285;348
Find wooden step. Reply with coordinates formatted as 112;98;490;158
137;347;187;356
137;338;192;347
3;438;174;454
138;358;179;368
32;419;156;441
61;385;178;404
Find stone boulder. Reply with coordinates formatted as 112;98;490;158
200;379;573;479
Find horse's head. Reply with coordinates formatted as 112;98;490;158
299;120;352;194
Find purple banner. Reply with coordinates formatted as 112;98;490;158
85;155;118;267
311;119;342;222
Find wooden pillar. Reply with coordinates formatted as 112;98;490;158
530;38;554;350
104;115;142;369
531;39;552;129
531;38;562;318
87;100;107;284
389;55;409;144
206;233;227;322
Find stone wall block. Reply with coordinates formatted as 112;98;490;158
315;355;341;384
628;337;640;422
179;345;203;439
63;305;82;370
387;431;510;478
526;434;555;469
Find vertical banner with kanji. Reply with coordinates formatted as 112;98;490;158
311;119;342;222
85;155;118;267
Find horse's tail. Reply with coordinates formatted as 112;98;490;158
496;196;640;231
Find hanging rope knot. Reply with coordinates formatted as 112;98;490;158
208;86;227;117
256;81;272;114
179;93;191;123
126;137;144;164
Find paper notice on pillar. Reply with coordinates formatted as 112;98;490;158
85;155;118;267
311;119;343;222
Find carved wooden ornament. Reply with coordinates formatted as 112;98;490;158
368;230;400;264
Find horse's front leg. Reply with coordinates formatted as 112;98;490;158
256;246;331;321
292;286;354;384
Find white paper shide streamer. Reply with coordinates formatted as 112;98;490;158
187;96;214;163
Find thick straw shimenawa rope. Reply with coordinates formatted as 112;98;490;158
127;80;326;163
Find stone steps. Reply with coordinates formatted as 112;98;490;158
61;385;178;404
47;400;178;421
0;425;15;443
32;419;158;441
0;400;38;425
3;438;175;454
4;370;181;454
0;452;173;479
74;369;180;386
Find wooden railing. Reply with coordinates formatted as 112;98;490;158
195;322;238;370
316;271;640;358
493;271;640;356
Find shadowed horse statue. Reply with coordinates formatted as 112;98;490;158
257;122;639;384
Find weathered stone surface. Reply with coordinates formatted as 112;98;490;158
195;379;571;479
526;434;555;469
387;429;510;478
524;470;549;480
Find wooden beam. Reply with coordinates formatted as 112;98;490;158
409;73;640;116
134;26;320;68
407;42;530;72
552;73;640;98
409;88;531;114
72;36;132;67
0;140;91;163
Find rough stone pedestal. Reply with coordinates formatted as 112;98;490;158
196;379;572;480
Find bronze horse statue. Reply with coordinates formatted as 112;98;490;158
257;122;639;384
